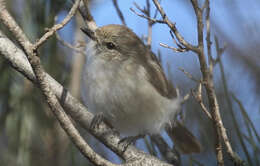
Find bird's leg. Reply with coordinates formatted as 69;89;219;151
90;112;105;129
119;134;146;152
90;112;116;133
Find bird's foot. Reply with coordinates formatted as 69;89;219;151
90;113;105;130
119;134;145;152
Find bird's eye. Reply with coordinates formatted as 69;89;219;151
106;42;116;50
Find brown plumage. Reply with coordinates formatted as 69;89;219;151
82;24;201;154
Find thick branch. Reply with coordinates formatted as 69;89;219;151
0;1;115;165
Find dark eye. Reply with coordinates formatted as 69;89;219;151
106;42;116;49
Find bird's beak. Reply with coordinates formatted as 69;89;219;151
81;27;97;41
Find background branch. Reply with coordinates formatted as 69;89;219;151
112;0;126;26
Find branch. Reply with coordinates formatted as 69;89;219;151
131;0;156;48
33;0;81;50
189;0;244;165
152;0;199;52
215;36;253;165
191;83;212;120
0;1;172;165
178;67;199;83
189;1;223;165
79;0;97;30
205;0;213;74
160;43;187;53
231;94;260;143
130;7;164;24
55;31;85;55
112;0;126;25
151;135;180;165
0;1;115;166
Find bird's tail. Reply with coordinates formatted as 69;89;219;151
166;121;202;154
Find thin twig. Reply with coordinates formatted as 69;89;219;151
160;43;188;52
213;36;227;66
169;30;188;52
146;0;152;48
151;135;181;165
178;67;199;83
181;93;191;105
130;7;164;24
81;0;97;30
112;0;126;25
191;83;212;120
0;29;173;166
231;93;260;143
189;0;244;165
215;36;253;165
55;31;85;55
152;0;199;52
33;0;81;50
205;0;213;74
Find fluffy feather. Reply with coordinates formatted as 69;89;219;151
82;40;180;136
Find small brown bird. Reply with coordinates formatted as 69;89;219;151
82;24;201;153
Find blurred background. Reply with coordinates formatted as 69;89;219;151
0;0;259;165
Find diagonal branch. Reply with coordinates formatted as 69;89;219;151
33;0;81;50
0;1;172;165
0;1;115;166
112;0;126;26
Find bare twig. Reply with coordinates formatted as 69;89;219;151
152;0;199;52
191;83;212;120
242;134;260;166
169;30;188;52
231;94;260;143
130;7;164;24
146;0;152;48
205;0;213;74
160;30;188;52
189;0;244;165
215;36;253;165
178;67;199;83
213;36;227;66
55;31;85;55
181;93;191;105
112;0;126;25
80;0;97;30
151;135;181;165
144;137;157;156
160;43;188;52
133;2;145;13
189;1;224;165
33;0;81;50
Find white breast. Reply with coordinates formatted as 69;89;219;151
82;43;180;136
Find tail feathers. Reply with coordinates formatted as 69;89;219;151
166;121;202;154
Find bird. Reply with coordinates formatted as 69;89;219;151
81;24;201;154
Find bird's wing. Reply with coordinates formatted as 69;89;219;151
144;50;177;99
